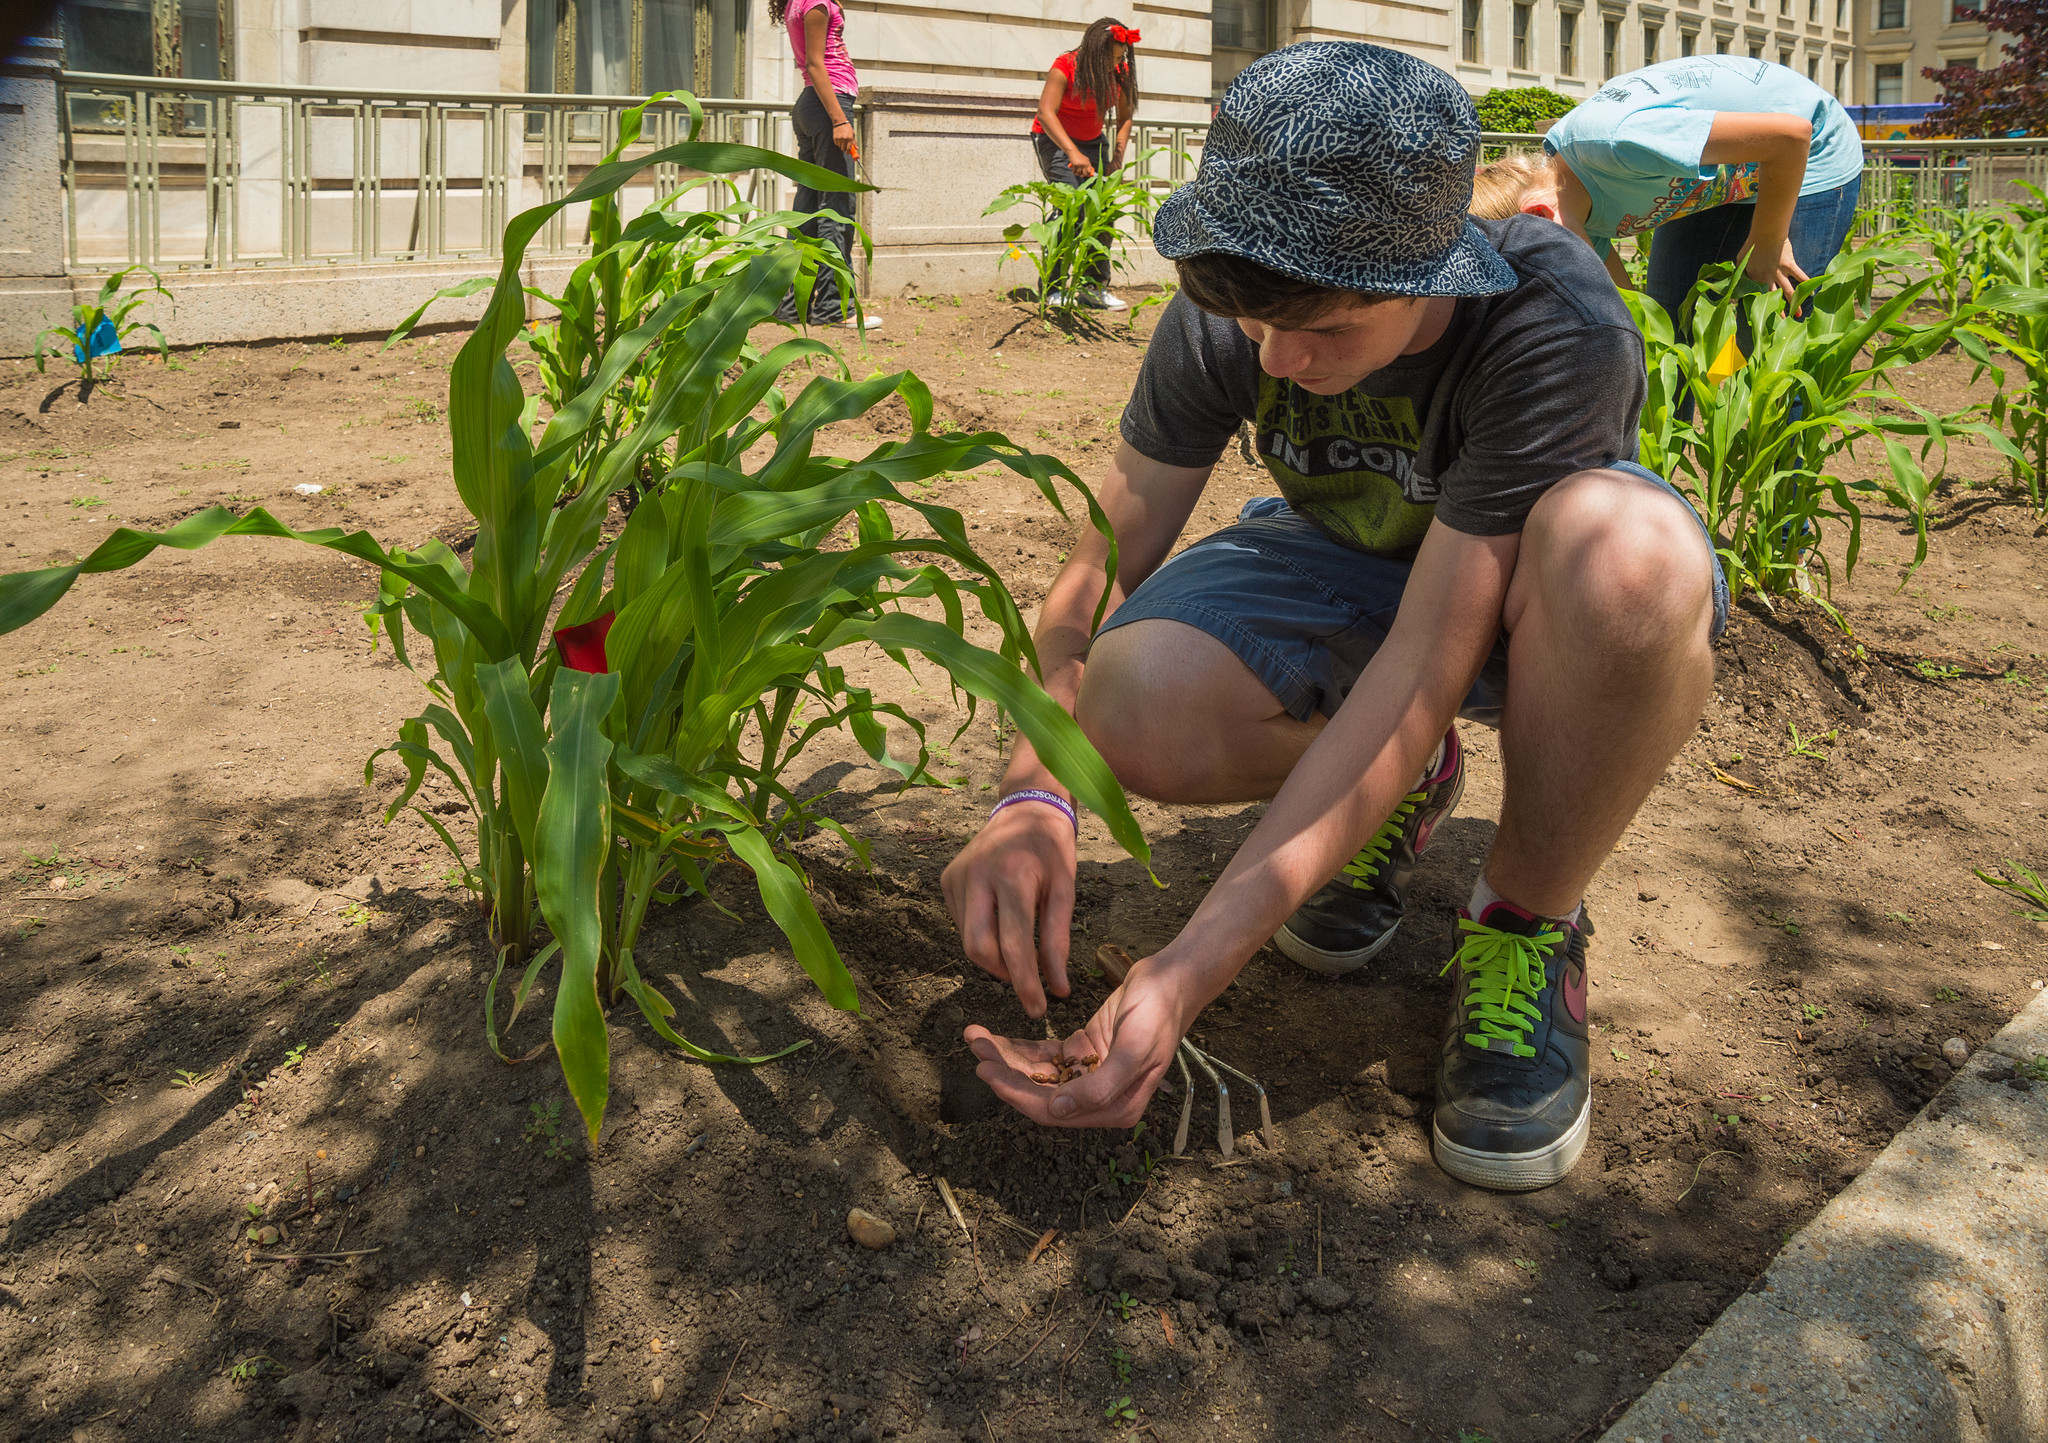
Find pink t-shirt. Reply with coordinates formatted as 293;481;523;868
788;0;859;98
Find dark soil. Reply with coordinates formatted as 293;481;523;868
0;293;2044;1443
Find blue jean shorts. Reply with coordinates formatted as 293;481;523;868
1094;461;1729;729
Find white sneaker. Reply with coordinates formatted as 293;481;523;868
1086;287;1129;311
1043;289;1072;308
839;312;882;332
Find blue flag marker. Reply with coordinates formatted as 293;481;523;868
73;315;123;364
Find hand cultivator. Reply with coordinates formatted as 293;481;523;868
1096;944;1276;1158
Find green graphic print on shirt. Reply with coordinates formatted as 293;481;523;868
1254;373;1436;556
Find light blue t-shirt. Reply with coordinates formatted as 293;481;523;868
1543;57;1863;244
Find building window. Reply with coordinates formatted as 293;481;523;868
1513;3;1532;67
1749;40;1763;57
1559;10;1579;73
57;0;231;79
1462;0;1482;62
1680;27;1695;55
1603;17;1619;76
1643;24;1659;61
1833;58;1845;93
1836;0;1848;25
1873;60;1904;102
1716;32;1729;52
1214;0;1277;101
1807;55;1818;79
1809;0;1819;19
1780;0;1789;15
528;0;748;98
1877;0;1906;26
1780;46;1793;66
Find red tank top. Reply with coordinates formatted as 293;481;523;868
1031;51;1105;143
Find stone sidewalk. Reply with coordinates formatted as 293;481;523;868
1600;990;2048;1443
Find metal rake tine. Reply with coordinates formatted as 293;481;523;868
1172;1044;1194;1157
1185;1044;1232;1158
1203;1052;1277;1153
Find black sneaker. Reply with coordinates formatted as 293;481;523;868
1274;727;1464;975
1431;901;1592;1191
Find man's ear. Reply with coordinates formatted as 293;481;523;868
1519;193;1562;223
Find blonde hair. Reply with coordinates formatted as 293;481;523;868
1469;150;1555;220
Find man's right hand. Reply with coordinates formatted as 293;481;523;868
1068;151;1097;180
941;796;1077;1018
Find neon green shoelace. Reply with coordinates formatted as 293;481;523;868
1439;916;1563;1059
1340;789;1426;891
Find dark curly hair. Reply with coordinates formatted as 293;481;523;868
1067;17;1139;132
1174;251;1397;328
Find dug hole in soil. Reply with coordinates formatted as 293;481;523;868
1;293;2045;1443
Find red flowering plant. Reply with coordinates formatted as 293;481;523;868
0;95;1147;1143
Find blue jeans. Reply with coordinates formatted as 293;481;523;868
1644;174;1863;335
1095;464;1729;731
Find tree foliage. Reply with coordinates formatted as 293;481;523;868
1474;85;1578;134
1918;0;2047;138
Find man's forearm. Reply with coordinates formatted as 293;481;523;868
1746;153;1805;255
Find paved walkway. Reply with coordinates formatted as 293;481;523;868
1601;990;2048;1443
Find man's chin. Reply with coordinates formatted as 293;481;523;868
1292;375;1356;395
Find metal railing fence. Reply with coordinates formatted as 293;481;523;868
59;74;2048;277
59;71;812;272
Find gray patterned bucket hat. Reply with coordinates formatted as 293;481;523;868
1156;42;1516;298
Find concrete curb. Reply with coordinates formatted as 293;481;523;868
1600;991;2048;1443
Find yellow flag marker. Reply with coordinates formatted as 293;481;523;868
1707;334;1745;387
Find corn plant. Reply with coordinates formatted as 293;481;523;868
1625;251;1996;621
34;264;172;385
1956;186;2048;516
986;154;1168;316
0;100;1148;1144
390;94;862;513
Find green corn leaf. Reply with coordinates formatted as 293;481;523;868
719;825;859;1012
534;669;622;1143
0;505;513;657
848;613;1149;867
476;657;549;857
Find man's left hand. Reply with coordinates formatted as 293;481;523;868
964;957;1189;1127
1742;233;1807;307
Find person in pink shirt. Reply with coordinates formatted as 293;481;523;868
770;0;879;330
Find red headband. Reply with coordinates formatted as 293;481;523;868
1110;25;1141;44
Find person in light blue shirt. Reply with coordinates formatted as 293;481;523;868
1470;57;1864;328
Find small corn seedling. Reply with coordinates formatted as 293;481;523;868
1624;248;1998;624
1974;858;2048;922
34;264;174;388
985;153;1171;317
0;94;1149;1144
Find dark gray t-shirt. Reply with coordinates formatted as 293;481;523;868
1120;215;1647;557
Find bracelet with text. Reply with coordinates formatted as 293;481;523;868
988;788;1078;833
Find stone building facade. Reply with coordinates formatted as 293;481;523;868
1856;0;1994;105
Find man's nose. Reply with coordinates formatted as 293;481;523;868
1259;335;1310;378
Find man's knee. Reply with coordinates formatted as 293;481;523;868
1075;620;1271;798
1516;469;1715;649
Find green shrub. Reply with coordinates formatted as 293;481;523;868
1474;86;1578;134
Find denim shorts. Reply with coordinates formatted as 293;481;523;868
1094;461;1729;729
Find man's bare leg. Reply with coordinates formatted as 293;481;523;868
1077;619;1322;804
1487;468;1718;916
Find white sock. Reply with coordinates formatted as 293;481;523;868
1468;871;1584;929
1418;737;1445;787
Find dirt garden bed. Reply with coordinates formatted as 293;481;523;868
0;292;2045;1443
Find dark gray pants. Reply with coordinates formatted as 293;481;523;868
781;88;858;323
1032;130;1112;291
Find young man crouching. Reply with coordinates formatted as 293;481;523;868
940;43;1727;1190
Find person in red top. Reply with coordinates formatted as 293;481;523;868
1031;18;1140;309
